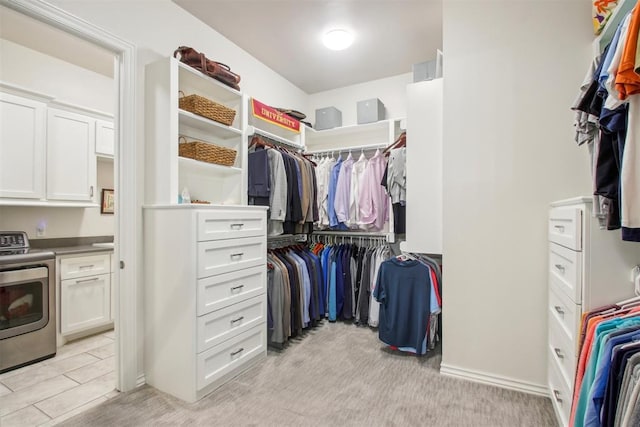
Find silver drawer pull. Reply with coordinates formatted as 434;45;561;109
76;277;100;284
79;264;95;269
231;285;244;292
553;389;562;403
554;264;565;272
230;252;244;259
231;316;244;324
554;348;564;359
230;223;244;229
230;348;244;356
554;306;565;316
554;225;565;232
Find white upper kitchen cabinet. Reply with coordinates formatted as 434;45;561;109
0;92;47;200
95;119;115;158
46;106;97;202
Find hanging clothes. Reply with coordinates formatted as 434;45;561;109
573;6;640;242
267;244;324;348
248;137;318;236
373;254;441;356
359;149;389;231
569;301;640;427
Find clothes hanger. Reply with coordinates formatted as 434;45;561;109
383;132;407;155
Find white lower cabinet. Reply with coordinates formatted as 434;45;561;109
59;252;113;337
144;205;268;402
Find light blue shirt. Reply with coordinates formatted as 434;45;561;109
288;251;311;327
584;328;640;426
329;256;337;322
328;158;343;228
575;316;640;426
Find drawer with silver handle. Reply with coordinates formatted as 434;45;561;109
197;236;265;279
548;351;572;427
197;266;265;316
549;207;582;251
196;323;265;390
196;295;265;353
548;284;581;347
548;312;577;390
197;210;266;242
60;253;111;280
549;242;582;303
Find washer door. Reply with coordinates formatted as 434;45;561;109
0;266;49;340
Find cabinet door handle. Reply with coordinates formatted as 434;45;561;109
79;264;95;269
230;284;244;292
231;316;244;324
230;223;244;230
554;348;564;359
230;348;244;356
554;306;565;316
75;277;100;284
553;389;562;403
553;225;565;232
90;186;94;197
554;264;565;272
230;252;244;259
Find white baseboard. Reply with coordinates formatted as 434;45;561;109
440;363;549;397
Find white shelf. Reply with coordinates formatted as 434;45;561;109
178;156;242;176
307;119;392;138
247;125;303;150
176;59;242;103
179;109;242;139
305;118;403;152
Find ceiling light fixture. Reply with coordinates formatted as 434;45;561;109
323;29;354;51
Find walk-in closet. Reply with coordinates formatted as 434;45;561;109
2;0;640;426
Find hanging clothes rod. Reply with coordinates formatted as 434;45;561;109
311;230;390;238
267;233;307;249
247;126;304;151
304;143;387;155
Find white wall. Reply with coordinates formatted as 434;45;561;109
0;38;115;239
0;38;114;113
49;0;309;112
308;72;412;127
441;0;593;390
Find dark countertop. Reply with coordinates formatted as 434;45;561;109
47;245;113;256
30;236;114;256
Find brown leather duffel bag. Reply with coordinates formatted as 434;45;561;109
174;46;241;91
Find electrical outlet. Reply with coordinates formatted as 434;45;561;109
36;221;46;237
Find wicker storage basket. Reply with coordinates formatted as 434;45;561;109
178;137;237;167
178;92;236;126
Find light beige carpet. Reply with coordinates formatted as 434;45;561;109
60;322;556;426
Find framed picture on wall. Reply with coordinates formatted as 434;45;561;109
101;189;114;214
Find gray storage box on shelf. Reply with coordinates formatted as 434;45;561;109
315;106;342;130
357;98;385;124
413;56;442;82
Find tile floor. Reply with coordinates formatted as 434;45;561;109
0;330;118;427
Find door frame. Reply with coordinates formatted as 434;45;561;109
1;0;139;392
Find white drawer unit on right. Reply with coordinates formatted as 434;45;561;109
144;204;267;403
547;197;640;427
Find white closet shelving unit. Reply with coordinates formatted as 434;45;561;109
305;118;402;154
145;57;247;206
305;118;404;242
143;57;268;403
400;78;443;255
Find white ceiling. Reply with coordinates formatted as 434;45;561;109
0;5;114;78
173;0;442;94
